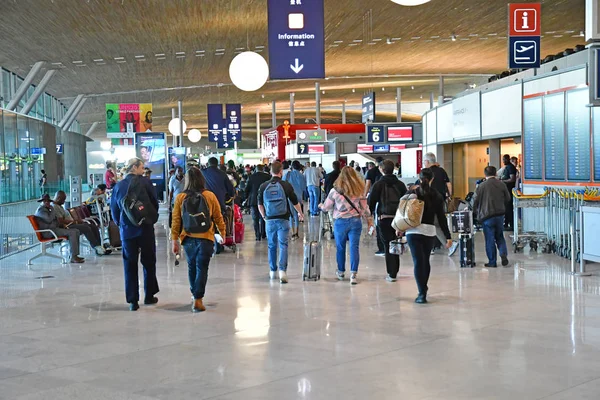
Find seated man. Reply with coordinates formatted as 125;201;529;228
35;194;86;264
52;191;106;256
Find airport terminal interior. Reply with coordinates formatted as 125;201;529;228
2;0;600;399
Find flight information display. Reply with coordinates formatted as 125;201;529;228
544;93;565;181
523;97;543;180
594;107;600;181
566;89;591;181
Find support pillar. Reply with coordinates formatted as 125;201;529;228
290;93;295;124
396;87;402;122
438;76;445;106
178;100;183;147
58;94;84;129
489;139;501;168
21;70;56;115
84;122;99;137
256;109;261;149
315;82;321;125
64;97;88;132
342;101;346;124
6;61;44;111
171;108;176;147
429;92;435;109
272;101;276;128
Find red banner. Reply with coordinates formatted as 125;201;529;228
416;150;423;174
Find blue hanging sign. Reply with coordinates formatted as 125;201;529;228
226;104;242;142
208;104;224;142
267;0;325;80
373;144;390;153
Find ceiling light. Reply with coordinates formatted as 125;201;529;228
353;39;362;43
580;30;585;37
135;55;145;58
255;45;265;49
155;53;165;57
72;61;83;64
352;88;355;93
51;62;63;65
382;87;385;91
411;86;415;90
156;57;166;61
196;54;205;57
322;90;325;94
168;118;187;136
334;40;344;43
100;141;112;150
196;50;205;53
176;52;185;55
451;34;457;41
216;48;225;52
92;59;103;62
188;129;201;143
262;94;265;98
114;57;125;60
389;0;431;6
229;51;269;92
386;38;392;44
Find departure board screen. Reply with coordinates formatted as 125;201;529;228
523;97;543;180
544;93;566;180
566;89;591;181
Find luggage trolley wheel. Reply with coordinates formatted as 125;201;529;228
513;242;522;253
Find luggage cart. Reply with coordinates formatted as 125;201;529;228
94;197;119;253
320;186;334;239
512;189;549;253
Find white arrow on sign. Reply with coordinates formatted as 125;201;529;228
290;58;304;74
224;143;229;148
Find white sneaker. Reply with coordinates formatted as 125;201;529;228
336;270;345;281
385;275;397;282
269;271;277;280
350;273;358;285
279;270;288;284
448;241;459;257
94;246;106;256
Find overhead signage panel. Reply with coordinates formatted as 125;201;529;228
509;36;541;69
509;3;541;36
362;92;376;123
373;144;389;153
208;104;224;143
297;143;309;155
508;3;541;69
357;144;373;153
390;144;406;152
296;129;327;143
226;104;242;142
366;125;385;144
387;126;413;142
267;0;325;80
308;144;325;154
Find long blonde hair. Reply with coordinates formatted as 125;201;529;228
333;166;365;198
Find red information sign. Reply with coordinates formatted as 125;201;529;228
387;126;413;142
390;144;406;152
416;150;423;174
509;3;541;36
308;144;325;154
357;144;374;153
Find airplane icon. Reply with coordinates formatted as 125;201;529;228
512;40;538;64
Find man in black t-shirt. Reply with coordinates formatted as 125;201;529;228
500;154;517;230
365;157;384;255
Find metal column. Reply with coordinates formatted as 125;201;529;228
6;61;45;111
21;70;56;115
84;122;99;137
429;92;435;109
438;76;445;106
64;97;88;132
290;93;295;124
58;95;84;129
342;101;346;124
256;109;261;149
315;82;321;125
178;100;183;147
171;108;176;147
272;101;276;128
396;87;402;122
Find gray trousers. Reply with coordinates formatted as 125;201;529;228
48;228;81;258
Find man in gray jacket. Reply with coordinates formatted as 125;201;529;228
473;166;512;268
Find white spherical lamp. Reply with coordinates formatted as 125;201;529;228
188;129;201;143
229;51;269;92
168;118;187;136
390;0;431;5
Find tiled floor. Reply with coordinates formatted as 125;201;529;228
1;214;600;400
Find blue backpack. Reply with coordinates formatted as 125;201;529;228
263;181;288;217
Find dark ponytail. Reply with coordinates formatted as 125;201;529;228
419;168;434;197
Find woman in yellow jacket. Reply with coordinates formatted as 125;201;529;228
171;167;226;313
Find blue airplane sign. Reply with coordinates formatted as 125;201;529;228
267;0;325;80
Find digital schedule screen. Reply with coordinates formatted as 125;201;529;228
523;97;543;180
544;93;565;181
566;89;591;182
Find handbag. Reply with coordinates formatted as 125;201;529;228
391;193;424;232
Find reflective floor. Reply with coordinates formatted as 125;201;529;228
1;214;600;400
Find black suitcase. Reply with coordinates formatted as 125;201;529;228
459;233;475;268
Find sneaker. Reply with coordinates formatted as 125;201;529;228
269;271;277;280
385;275;397;282
350;273;358;285
279;270;288;284
129;302;139;311
375;251;385;257
448;241;459;257
415;294;427;304
501;256;509;267
484;263;497;268
336;270;345;281
430;248;436;255
94;245;106;256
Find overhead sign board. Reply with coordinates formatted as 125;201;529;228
367;125;385;144
362;92;376;123
387;126;413;142
390;144;406;152
296;129;327;143
508;3;541;69
226;104;242;142
589;46;600;105
267;0;325;80
308;144;325;154
373;144;390;153
208;104;237;148
357;144;373;153
208;104;224;143
297;143;309;155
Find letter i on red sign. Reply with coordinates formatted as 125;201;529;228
509;3;541;36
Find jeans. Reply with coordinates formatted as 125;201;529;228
482;215;508;266
251;206;266;238
379;218;400;278
182;237;214;299
406;234;435;296
308;185;320;215
122;231;159;304
289;203;299;229
334;217;362;273
266;219;290;271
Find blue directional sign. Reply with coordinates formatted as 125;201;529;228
217;131;234;149
373;144;390;153
208;104;224;143
267;0;325;80
226;104;242;142
56;144;64;154
509;36;540;69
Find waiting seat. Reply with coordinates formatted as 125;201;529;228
26;215;67;266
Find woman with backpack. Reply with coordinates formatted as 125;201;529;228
171;167;226;312
400;168;452;304
319;167;374;285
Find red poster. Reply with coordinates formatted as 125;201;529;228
509;3;541;36
387;126;413;142
308;144;325;154
119;103;140;133
390;144;406;152
357;144;373;153
416;150;423;174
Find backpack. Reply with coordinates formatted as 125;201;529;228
263;181;288;217
120;176;158;226
182;190;212;233
380;183;402;217
391;193;424;232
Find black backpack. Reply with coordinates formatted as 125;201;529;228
380;183;402;216
182;190;212;233
120;176;158;226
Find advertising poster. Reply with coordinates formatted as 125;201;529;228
136;133;166;180
169;147;186;170
262;130;279;162
106;103;153;136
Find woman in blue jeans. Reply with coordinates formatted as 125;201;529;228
171;168;226;312
401;169;452;304
320;167;374;285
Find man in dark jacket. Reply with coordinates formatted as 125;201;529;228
324;160;341;195
110;157;160;311
368;160;408;281
473;166;512;268
202;157;235;212
245;164;271;240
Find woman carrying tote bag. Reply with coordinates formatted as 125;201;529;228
395;168;452;304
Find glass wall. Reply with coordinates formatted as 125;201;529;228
0;67;80;134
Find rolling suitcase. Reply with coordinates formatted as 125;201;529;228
108;220;122;248
459;233;476;268
302;214;322;281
